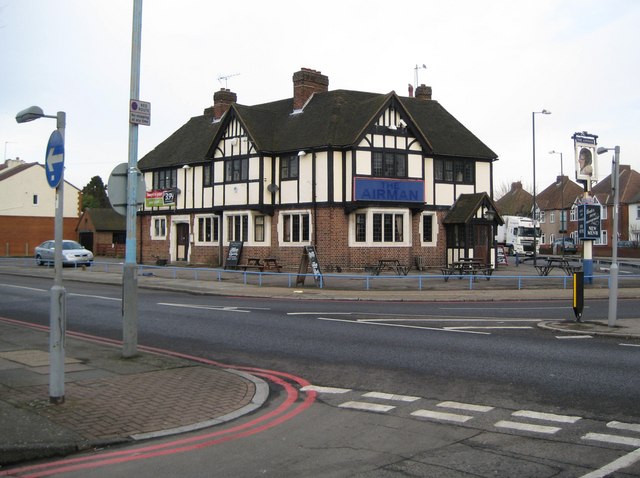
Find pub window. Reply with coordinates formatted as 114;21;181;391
434;159;475;184
227;214;248;242
280;155;299;180
203;163;213;187
254;215;265;242
281;212;310;244
224;158;248;182
447;224;466;247
196;215;219;243
152;168;177;190
372;151;407;178
422;213;435;244
373;212;403;243
355;213;367;242
151;217;166;239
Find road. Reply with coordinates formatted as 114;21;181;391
1;273;640;476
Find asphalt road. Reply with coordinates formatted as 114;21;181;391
2;273;640;476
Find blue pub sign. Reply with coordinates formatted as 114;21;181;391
354;178;425;202
578;204;601;240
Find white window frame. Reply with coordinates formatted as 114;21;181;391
420;213;438;247
278;209;312;246
570;206;577;222
539;211;546;223
223;211;270;246
349;208;411;247
601;206;607;220
550;211;555;224
636;205;640;220
595;229;608;246
151;216;167;240
194;214;219;245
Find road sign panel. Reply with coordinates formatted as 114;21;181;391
108;163;146;216
45;130;64;188
130;99;151;126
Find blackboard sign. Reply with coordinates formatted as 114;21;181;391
224;241;243;269
578;205;601;240
296;246;323;287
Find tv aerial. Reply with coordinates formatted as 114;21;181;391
217;72;241;89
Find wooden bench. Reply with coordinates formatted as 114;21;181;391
263;258;283;272
240;257;265;272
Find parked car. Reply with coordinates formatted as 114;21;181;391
552;238;577;254
35;240;94;266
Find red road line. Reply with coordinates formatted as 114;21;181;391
0;318;316;477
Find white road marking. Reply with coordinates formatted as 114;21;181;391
158;303;270;313
512;410;581;423
620;343;640;348
316;317;490;335
360;318;539;323
607;421;640;433
582;433;640;447
411;409;473;423
69;293;120;301
580;447;640;478
441;306;575;311
437;401;494;413
339;401;395;413
444;326;533;330
301;385;351;394
0;283;47;292
556;335;593;339
363;391;420;402
495;420;561;434
287;312;353;315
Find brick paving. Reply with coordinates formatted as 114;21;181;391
1;366;255;441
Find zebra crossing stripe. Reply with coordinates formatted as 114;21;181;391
437;401;494;413
495;420;561;434
301;385;351;394
363;391;420;402
607;421;640;433
411;409;473;423
582;432;640;447
339;401;395;413
512;410;581;423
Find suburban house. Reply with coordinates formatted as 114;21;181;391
495;181;533;218
137;68;502;271
76;207;126;257
0;158;82;257
590;165;640;257
535;175;584;247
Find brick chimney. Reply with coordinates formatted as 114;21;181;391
204;88;237;120
415;84;432;100
511;181;523;191
292;68;329;110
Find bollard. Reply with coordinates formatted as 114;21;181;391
573;270;584;322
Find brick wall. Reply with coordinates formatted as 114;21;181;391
1;216;79;257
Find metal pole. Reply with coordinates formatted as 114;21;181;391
532;112;537;266
50;111;66;404
123;0;143;358
608;146;620;327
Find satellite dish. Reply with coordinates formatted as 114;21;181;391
267;183;279;193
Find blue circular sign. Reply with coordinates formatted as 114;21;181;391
45;130;65;188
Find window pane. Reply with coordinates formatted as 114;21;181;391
423;215;432;242
383;214;393;242
396;154;406;177
254;216;264;242
283;215;290;242
302;214;309;241
394;214;403;242
434;160;443;181
373;214;382;242
372;152;383;176
292;215;300;242
356;214;366;242
242;215;248;242
444;160;453;181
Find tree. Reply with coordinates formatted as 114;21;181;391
81;176;110;210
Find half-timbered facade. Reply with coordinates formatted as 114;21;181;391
137;68;500;270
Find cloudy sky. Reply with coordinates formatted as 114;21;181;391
1;0;639;196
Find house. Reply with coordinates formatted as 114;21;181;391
629;191;640;243
76;207;126;257
137;68;501;270
495;181;533;218
535;175;584;246
590;165;640;257
0;158;82;257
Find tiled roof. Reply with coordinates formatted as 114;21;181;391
591;166;640;205
444;192;503;225
139;89;497;171
536;176;584;211
82;208;126;231
495;182;533;217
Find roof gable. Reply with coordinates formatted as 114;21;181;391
444;192;503;225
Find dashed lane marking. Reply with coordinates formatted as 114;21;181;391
363;391;420;402
411;409;474;423
339;401;395;413
620;343;640;348
512;410;582;424
556;335;593;339
437;401;494;413
495;420;561;435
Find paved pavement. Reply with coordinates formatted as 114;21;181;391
0;258;639;467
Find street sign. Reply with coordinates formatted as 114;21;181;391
45;130;64;188
107;163;146;215
130;99;151;126
578;204;601;240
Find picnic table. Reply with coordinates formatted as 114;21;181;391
441;259;493;281
240;257;283;272
367;259;409;276
534;257;580;276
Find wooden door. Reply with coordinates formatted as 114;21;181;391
176;223;189;261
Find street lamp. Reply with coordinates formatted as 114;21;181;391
16;105;67;404
597;145;620;328
532;109;551;266
549;150;564;255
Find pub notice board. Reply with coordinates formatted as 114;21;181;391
296;245;323;287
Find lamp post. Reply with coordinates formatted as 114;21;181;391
15;106;67;404
597;145;620;328
549;150;564;255
532;110;551;266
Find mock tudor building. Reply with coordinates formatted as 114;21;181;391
137;68;501;271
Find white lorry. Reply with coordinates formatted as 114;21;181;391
496;215;541;256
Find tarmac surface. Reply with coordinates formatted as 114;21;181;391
1;257;639;467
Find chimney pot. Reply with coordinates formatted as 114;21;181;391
206;88;237;119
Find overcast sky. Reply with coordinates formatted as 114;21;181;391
1;0;639;196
